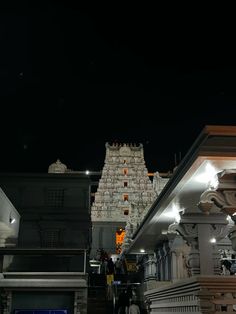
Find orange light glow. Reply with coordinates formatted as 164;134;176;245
116;229;125;254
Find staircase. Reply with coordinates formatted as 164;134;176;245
87;286;114;314
87;273;142;314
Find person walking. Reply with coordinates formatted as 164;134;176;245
115;257;123;274
107;257;115;275
128;300;140;314
117;289;129;314
106;257;115;300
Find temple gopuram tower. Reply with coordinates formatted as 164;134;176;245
91;142;157;258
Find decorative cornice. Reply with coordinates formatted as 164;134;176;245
198;189;236;216
105;142;143;149
198;190;225;214
198;170;236;216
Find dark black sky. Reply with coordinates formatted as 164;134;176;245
1;4;236;173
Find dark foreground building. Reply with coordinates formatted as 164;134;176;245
0;172;91;314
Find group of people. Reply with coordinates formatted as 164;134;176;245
117;288;140;314
101;256;124;275
118;300;140;314
106;257;123;300
95;252;140;312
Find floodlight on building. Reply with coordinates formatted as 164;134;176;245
164;204;181;223
210;237;216;243
195;162;219;189
85;170;90;175
140;249;145;253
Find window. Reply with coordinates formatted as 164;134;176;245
40;228;61;247
123;209;129;215
123;194;128;201
124;182;128;187
46;189;64;208
123;168;128;175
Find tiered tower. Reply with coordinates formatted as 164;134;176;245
91;142;157;258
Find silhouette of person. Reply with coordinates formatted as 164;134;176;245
128;300;140;314
107;257;115;275
118;289;129;314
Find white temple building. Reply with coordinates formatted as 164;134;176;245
124;126;236;313
90;142;168;258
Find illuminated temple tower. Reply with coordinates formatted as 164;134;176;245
91;142;157;258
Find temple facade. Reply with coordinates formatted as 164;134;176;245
124;126;236;313
90;142;164;258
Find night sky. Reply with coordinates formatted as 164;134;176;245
1;4;236;173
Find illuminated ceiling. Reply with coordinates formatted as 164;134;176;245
127;125;236;254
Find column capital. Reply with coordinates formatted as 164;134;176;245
198;169;236;217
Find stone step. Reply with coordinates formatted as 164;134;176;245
87;299;113;314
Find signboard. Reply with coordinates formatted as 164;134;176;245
113;280;121;285
14;311;68;314
125;261;137;272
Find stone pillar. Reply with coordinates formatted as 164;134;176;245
144;254;156;280
162;242;170;280
176;219;200;275
143;254;157;290
155;243;173;281
176;210;228;276
198;169;236;252
156;247;165;281
168;234;190;281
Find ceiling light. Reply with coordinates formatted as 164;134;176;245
10;218;16;224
